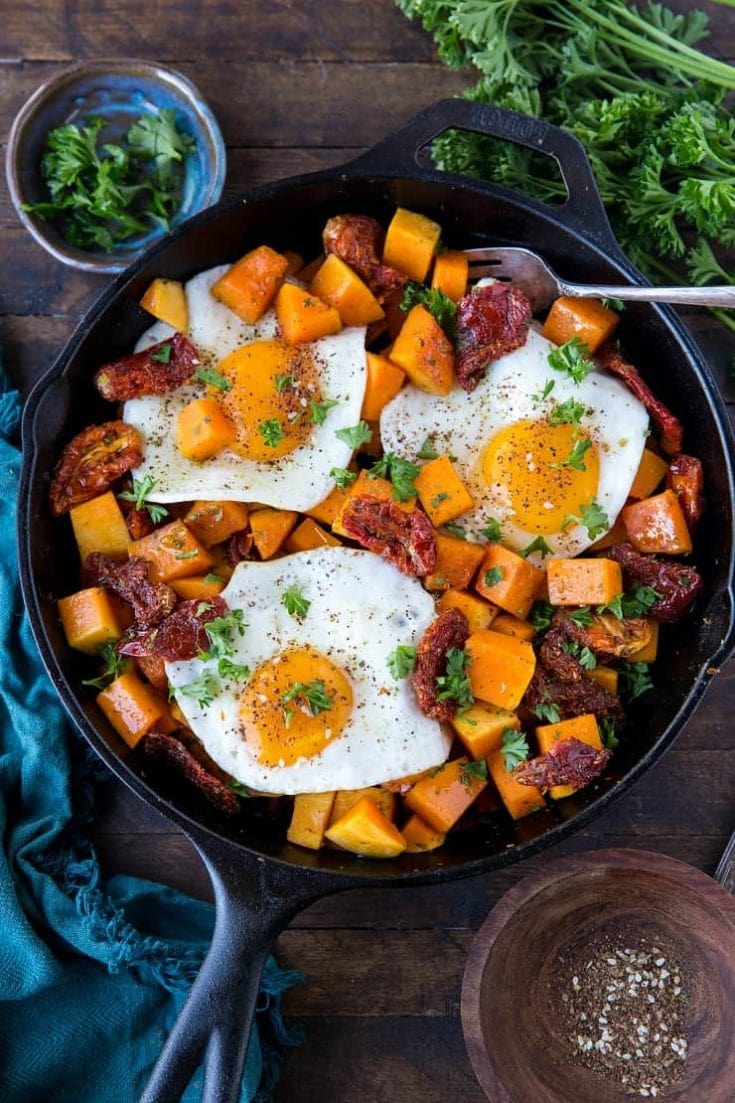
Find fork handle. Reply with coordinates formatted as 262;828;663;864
559;281;735;308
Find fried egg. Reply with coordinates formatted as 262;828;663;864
123;265;367;511
380;326;649;558
166;547;451;794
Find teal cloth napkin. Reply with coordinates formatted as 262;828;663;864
0;374;302;1102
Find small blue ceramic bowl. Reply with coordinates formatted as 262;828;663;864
5;60;226;274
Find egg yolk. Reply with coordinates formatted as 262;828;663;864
239;647;353;767
217;339;323;462
481;418;600;534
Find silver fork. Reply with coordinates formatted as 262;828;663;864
465;246;735;313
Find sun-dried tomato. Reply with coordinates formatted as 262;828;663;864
666;454;705;530
322;214;407;302
87;553;176;628
455;283;532;391
143;731;240;816
49;421;143;516
411;608;470;721
540;610;652;676
609;543;703;624
514;737;611;792
597;343;683;455
523;667;625;726
120;597;228;662
124;506;155;541
341;496;437;576
228;529;255;564
93;332;199;402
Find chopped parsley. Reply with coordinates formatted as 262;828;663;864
281;679;334;727
329;466;357;489
81;642;126;690
484;565;505;587
533;699;561;724
529;600;555;635
599;716;619;750
562;640;598;669
569;606;595;628
217;658;250;682
151;342;172;364
519;535;553;559
175;548;199;561
282;585;311;619
259;418;285;448
309;398;339;425
387;644;418;680
195;365;232;391
369;452;421;502
480;518;502;543
501;728;530;770
549;397;586;426
443;522;467;539
200;609;246;662
335;421;373;450
274;373;296;393
531;379;555;402
620;661;654;701
430;491;450;508
548;337;594;385
400;281;457;339
552;436;592;471
561;498;609;540
435;647;474;710
118;475;169;524
597;583;661;619
203;573;223;586
179;672;219;708
417;436;439;460
460;759;488;787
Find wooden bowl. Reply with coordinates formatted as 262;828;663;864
461;849;735;1103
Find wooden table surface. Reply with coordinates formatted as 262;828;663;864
3;3;735;1100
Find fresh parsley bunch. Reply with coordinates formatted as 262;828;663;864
25;109;195;252
396;0;735;333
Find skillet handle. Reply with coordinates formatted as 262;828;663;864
344;99;623;258
140;834;335;1103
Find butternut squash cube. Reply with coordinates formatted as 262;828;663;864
324;795;406;858
404;757;487;833
401;814;445;853
541;295;619;354
129;520;214;583
361;352;405;421
535;713;602;799
287;791;336;850
633;619;659;664
58;586;123;655
177;397;235;461
309;253;385;326
170;573;227;600
487;751;545;820
622;490;692;555
437;589;497;633
451;701;520;760
211;244;290;324
424;533;486;593
475;544;543;620
465;629;537;710
139;277;188;332
490;614;535;642
546;558;623;606
183;500;249;547
249;508;298;559
70;491;130;565
629;448;669;500
431;250;468;302
584;664;619;696
389;305;454;396
135;652;168;691
285;517;341;554
304;481;352;528
414;456;474;528
330;786;396;826
383;207;442;282
97;670;176;748
275;282;342;344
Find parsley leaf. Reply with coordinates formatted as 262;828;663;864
530;600;555;635
552;437;592;471
533;699;561;724
274;373;296;393
460;759;488;786
151;342;172;364
484;566;505;587
562;499;610;540
480;518;502;543
430;492;449;508
218;658;250;681
549;397;586;426
282;585;311;619
81;642;126;690
387;644;418;680
562;641;598;670
309;398;339;425
368;453;420;501
281;680;334;727
443;522;467;539
259;418;285;448
200;609;246;662
118;475;169;524
531;379;555;402
179;672;219;708
501;728;530;770
548;337;594;385
336;421;373;450
519;535;553;559
598;583;661;619
330;466;357;489
400;281;457;339
620;661;654;701
435;647;474;710
599;716;619;750
417;436;439;460
196;365;232;391
569;606;594;627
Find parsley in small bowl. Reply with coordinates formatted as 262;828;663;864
6;60;226;273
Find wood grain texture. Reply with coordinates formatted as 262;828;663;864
2;2;735;1101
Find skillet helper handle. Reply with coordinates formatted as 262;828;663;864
140;838;332;1103
346;98;621;255
715;827;735;895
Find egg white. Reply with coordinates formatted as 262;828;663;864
166;547;452;794
380;326;649;559
123;265;367;511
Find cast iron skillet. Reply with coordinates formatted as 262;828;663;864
18;100;735;1103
